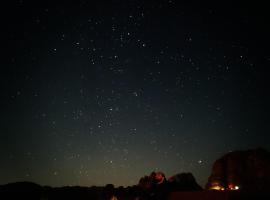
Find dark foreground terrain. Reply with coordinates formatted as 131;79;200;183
168;191;270;200
1;182;270;200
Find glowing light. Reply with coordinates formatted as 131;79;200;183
228;184;240;190
228;184;234;190
210;185;225;191
211;186;220;190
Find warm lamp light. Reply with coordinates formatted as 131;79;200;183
210;185;225;190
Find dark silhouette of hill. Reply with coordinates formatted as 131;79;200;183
168;172;203;191
0;172;201;200
0;182;43;199
206;148;270;191
137;171;202;199
0;182;104;199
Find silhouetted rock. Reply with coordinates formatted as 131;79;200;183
138;171;167;191
138;175;152;191
102;184;116;199
137;171;169;199
138;171;203;199
168;172;203;191
206;148;270;191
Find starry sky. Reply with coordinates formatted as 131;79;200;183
1;1;270;187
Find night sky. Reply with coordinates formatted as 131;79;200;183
1;1;270;187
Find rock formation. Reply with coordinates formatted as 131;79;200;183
168;172;203;191
206;148;270;191
138;171;202;192
138;171;166;191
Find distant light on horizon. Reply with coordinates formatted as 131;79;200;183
228;184;240;191
209;185;225;191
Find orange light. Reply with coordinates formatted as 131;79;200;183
210;185;225;190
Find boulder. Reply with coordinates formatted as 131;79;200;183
168;172;202;191
206;148;270;191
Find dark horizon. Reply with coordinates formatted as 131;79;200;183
1;1;270;187
1;147;269;189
